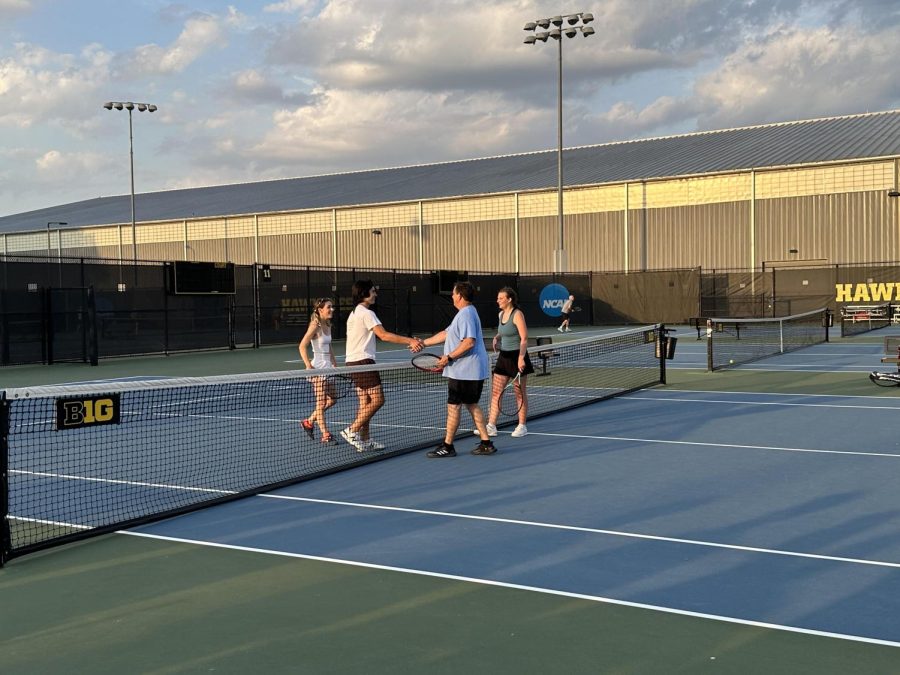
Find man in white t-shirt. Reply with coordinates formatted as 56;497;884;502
341;279;422;452
419;281;495;458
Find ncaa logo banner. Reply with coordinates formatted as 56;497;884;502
56;394;121;431
539;283;569;317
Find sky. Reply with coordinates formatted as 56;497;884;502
1;0;899;217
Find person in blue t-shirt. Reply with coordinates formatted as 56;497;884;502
418;281;496;458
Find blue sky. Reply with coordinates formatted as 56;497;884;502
1;0;899;217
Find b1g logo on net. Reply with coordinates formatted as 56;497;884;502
539;283;570;317
55;394;121;431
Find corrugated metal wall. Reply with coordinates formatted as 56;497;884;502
638;202;751;270
338;226;419;269
756;190;898;265
4;158;898;273
423;220;515;272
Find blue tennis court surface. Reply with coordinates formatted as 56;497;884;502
126;383;900;647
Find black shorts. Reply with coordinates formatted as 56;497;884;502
447;378;485;405
345;358;381;390
493;350;534;377
560;312;570;320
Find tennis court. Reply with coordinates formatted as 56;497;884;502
3;324;900;673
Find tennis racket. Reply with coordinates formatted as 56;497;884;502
498;372;524;416
869;371;900;387
309;373;353;399
412;352;444;373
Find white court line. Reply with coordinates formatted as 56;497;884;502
661;388;898;400
120;530;900;649
526;430;900;459
259;494;900;570
631;395;900;411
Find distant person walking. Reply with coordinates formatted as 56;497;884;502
558;294;575;333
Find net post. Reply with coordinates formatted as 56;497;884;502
824;309;831;343
779;319;785;353
706;319;713;371
1;392;10;567
658;325;667;385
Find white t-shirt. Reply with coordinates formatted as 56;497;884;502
346;304;382;361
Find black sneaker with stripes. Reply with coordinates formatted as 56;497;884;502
426;442;457;458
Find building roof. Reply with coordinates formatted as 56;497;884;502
3;109;900;234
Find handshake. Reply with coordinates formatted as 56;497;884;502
408;337;425;353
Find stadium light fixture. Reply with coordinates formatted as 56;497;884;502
102;101;158;269
522;12;595;273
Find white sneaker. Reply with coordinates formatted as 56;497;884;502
472;424;498;436
511;424;528;438
340;428;366;452
557;326;564;332
367;439;385;451
564;327;571;332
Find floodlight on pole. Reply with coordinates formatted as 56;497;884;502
522;12;594;273
102;101;158;269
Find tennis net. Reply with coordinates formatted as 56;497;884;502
840;303;893;337
1;324;664;564
706;308;829;370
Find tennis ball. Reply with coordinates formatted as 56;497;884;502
729;359;734;364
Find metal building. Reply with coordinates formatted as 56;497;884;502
1;110;899;273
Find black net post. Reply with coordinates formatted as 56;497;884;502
706;319;714;372
1;392;9;567
658;325;667;385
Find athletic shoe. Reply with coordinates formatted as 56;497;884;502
301;419;315;438
557;326;564;332
340;427;366;452
426;443;457;458
474;422;498;437
511;424;528;438
564;327;571;332
366;439;386;451
471;441;497;455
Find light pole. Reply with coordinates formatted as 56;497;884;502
524;13;594;273
46;221;67;286
46;221;67;259
102;101;158;268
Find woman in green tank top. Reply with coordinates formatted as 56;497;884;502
483;287;534;438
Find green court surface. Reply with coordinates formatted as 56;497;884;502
2;533;898;674
3;335;900;673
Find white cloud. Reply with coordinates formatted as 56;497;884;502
34;149;107;176
126;14;225;76
0;43;112;128
248;87;541;169
693;24;900;127
264;0;317;13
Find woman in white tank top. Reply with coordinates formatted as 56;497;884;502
299;298;338;443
